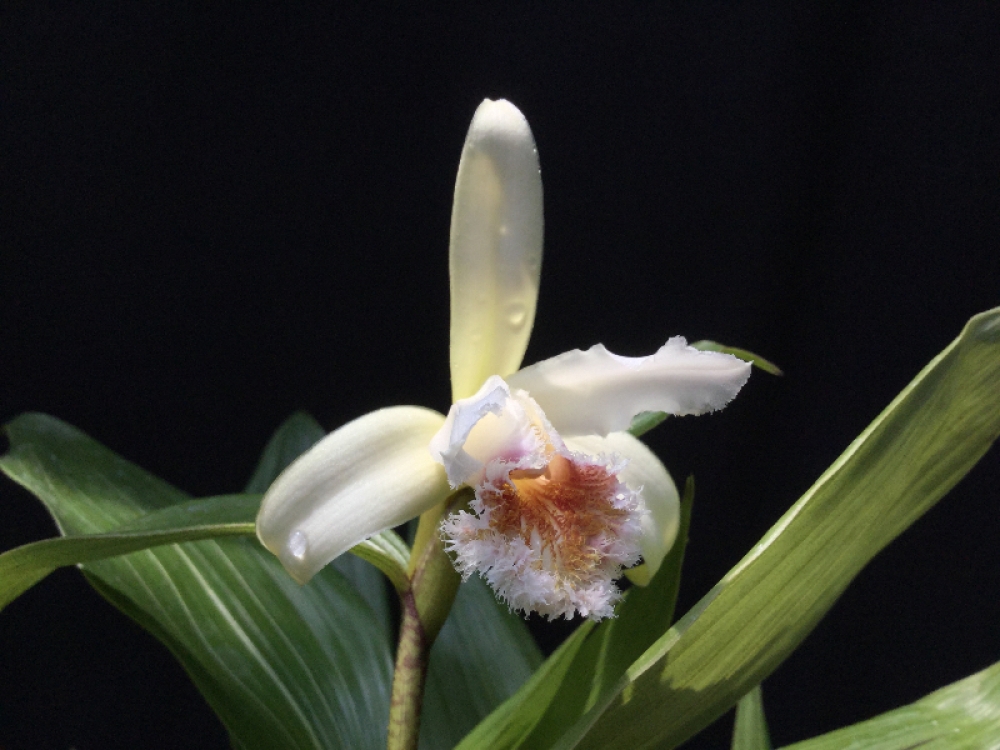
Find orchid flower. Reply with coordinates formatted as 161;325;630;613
256;99;751;621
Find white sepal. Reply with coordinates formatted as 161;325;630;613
449;99;543;401
256;406;450;584
508;338;751;436
564;432;680;582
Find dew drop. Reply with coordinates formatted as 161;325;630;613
287;530;308;561
975;313;1000;342
498;223;509;236
506;303;527;329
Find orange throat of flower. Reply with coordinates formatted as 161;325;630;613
493;455;628;580
441;448;645;621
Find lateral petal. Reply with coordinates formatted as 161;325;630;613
508;337;752;436
449;99;543;401
256;406;450;584
564;432;680;581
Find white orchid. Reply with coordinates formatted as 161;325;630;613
256;99;751;620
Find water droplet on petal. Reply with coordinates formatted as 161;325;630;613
287;530;308;561
506;302;527;329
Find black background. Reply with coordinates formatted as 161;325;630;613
3;4;999;749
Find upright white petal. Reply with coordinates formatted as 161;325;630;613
449;98;543;401
508;338;752;436
564;432;680;582
256;406;450;584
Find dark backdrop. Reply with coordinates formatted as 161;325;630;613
3;4;999;749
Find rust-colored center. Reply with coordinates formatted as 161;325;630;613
479;455;626;580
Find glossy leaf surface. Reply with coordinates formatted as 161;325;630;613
0;494;255;610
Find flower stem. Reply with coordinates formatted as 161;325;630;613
387;587;428;750
386;496;464;750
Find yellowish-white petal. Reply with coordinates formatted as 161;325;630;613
256;406;450;584
508;337;752;436
449;98;543;401
564;432;680;582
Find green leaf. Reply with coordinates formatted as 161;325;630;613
420;575;544;749
733;685;771;750
554;307;1000;749
1;413;394;750
779;661;1000;750
245;411;327;494
346;530;410;595
456;617;597;750
0;481;409;610
691;339;783;376
457;477;695;749
0;494;255;610
627;411;668;437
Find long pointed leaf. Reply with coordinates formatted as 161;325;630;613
0;500;254;609
733;685;772;750
780;661;1000;750
0;487;409;610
